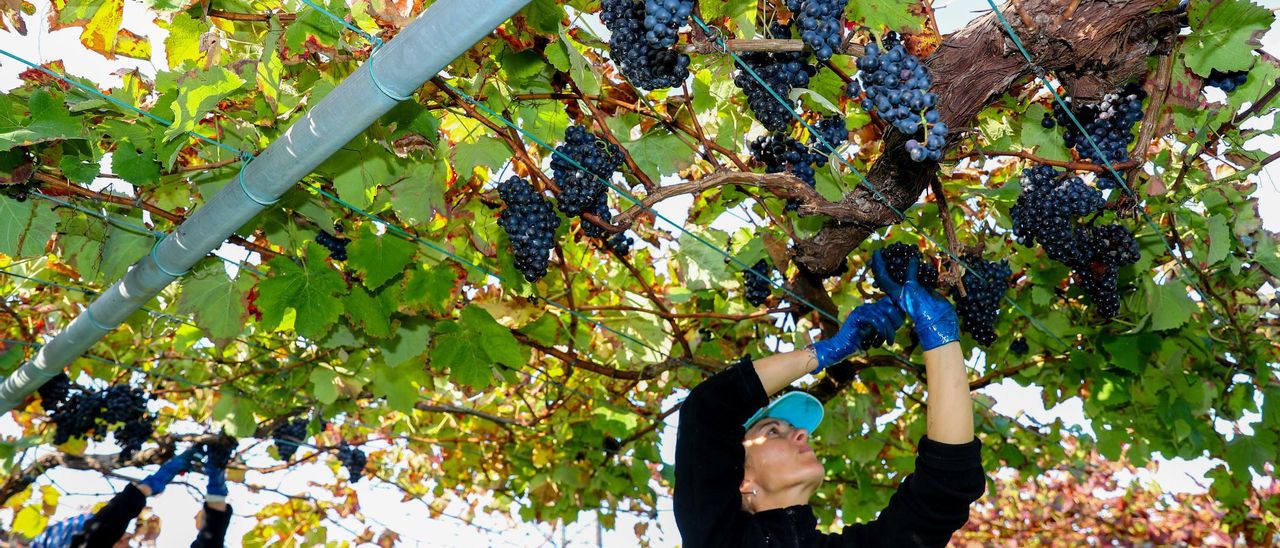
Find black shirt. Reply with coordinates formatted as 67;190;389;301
673;356;985;547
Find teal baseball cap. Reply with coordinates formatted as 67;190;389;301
742;391;824;434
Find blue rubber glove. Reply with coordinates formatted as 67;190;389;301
809;299;904;373
140;448;196;495
205;460;228;498
871;250;959;351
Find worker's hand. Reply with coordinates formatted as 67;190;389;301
809;299;904;373
205;455;229;498
139;448;197;495
871;250;958;351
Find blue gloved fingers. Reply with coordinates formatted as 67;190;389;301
869;310;899;345
870;251;903;300
902;253;920;284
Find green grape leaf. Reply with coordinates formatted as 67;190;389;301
58;144;100;184
164;66;245;142
98;222;152;281
1205;214;1231;266
1144;279;1197;331
55;213;104;279
110;138;161;186
310;367;341;405
177;261;251;345
0;196;57;258
389;156;449;225
163;10;208;68
212;390;258;437
346;225;417;290
380;319;432;368
1018;104;1071;162
429;322;493;389
283;3;342;55
256;243;347;339
429;306;527;389
1184;0;1272;76
844;0;927;34
343;283;393;339
520;0;563;34
401;264;460;314
0;91;85;151
321;145;403;210
372;360;424;414
1253;233;1280;279
626;130;694;179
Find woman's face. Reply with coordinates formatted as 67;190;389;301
742;418;824;494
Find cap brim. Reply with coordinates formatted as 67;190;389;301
743;391;824;433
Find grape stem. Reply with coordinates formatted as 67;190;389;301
927;176;966;291
611;171;850;227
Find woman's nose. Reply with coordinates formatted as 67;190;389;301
792;428;809;443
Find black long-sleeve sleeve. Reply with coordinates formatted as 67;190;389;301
190;503;232;548
71;483;147;548
673;355;987;548
673;356;770;548
836;436;986;547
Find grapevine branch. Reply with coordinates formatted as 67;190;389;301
611;170;859;227
793;0;1183;276
510;329;710;379
943;150;1139;172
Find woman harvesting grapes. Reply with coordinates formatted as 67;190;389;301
673;250;986;547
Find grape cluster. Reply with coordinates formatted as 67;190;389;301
600;0;691;89
272;419;309;461
734;24;815;132
38;372;72;410
1010;165;1139;317
1051;83;1145;189
48;383;154;459
336;442;367;482
809;115;848;160
1205;69;1248;92
497;176;561;282
953;256;1011;346
750;132;823;211
1010;337;1029;355
878;242;940;290
848;33;946;161
315;231;349;261
1;180;39;202
784;0;844;61
642;0;693;48
579;191;635;256
743;259;774;306
552;126;623;217
202;437;237;470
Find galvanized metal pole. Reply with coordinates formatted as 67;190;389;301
0;0;533;412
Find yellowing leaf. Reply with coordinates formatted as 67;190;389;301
164;66;245;142
111;28;150;59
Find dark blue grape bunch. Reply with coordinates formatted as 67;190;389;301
1010;337;1029;355
38;372;72;411
580;194;635;256
272;418;309;462
315;231;349;261
1052;83;1145;189
601;0;691;89
1010;165;1104;266
1010;164;1139;318
750;132;823;210
114;413;155;460
1;180;39;202
743;259;774;306
1204;69;1249;92
497;176;561;283
607;232;634;256
552;125;623;217
1072;224;1140;317
642;0;693;48
878;242;940;290
202;437;237;470
49;383;152;453
734;24;815;132
848;32;946;161
953;256;1011;346
336;441;367;482
784;0;845;61
809;115;847;162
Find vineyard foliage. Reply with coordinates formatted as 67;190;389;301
0;0;1278;543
